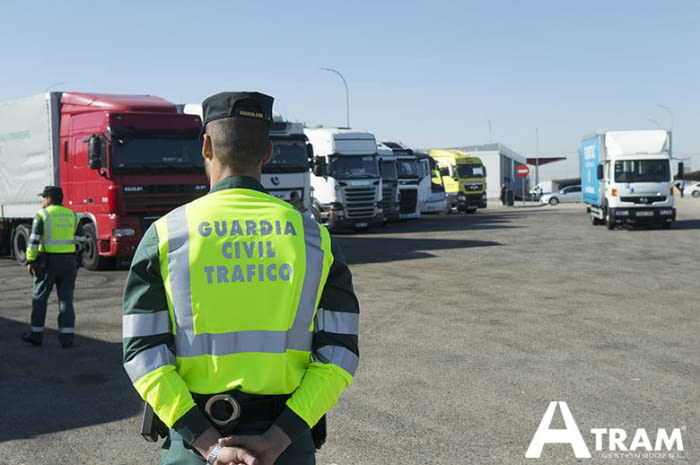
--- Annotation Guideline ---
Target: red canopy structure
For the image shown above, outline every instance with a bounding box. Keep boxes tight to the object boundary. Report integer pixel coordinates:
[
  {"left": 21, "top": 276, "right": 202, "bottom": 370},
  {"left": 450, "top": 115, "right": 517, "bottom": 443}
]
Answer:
[{"left": 526, "top": 157, "right": 566, "bottom": 165}]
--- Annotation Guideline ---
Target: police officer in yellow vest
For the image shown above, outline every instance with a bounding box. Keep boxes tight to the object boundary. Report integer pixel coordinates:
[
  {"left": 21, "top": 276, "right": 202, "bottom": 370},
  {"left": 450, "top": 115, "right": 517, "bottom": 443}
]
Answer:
[
  {"left": 122, "top": 92, "right": 360, "bottom": 465},
  {"left": 22, "top": 186, "right": 85, "bottom": 348}
]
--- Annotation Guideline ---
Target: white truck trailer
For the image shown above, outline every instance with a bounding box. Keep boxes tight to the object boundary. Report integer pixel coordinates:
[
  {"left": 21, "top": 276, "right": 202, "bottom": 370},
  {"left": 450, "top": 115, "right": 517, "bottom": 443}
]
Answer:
[
  {"left": 581, "top": 129, "right": 682, "bottom": 229},
  {"left": 304, "top": 128, "right": 382, "bottom": 231}
]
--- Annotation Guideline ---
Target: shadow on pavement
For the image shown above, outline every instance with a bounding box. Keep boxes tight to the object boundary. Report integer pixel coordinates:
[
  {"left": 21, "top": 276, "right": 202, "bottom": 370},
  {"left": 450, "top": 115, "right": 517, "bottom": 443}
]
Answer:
[
  {"left": 671, "top": 219, "right": 700, "bottom": 230},
  {"left": 333, "top": 212, "right": 528, "bottom": 237},
  {"left": 334, "top": 236, "right": 501, "bottom": 265},
  {"left": 0, "top": 317, "right": 141, "bottom": 442}
]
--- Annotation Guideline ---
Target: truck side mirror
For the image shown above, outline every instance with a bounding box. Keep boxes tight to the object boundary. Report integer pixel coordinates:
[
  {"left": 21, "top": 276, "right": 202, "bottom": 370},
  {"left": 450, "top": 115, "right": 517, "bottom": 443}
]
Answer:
[
  {"left": 439, "top": 167, "right": 449, "bottom": 177},
  {"left": 88, "top": 136, "right": 104, "bottom": 170},
  {"left": 306, "top": 143, "right": 314, "bottom": 168},
  {"left": 677, "top": 162, "right": 684, "bottom": 180},
  {"left": 596, "top": 164, "right": 604, "bottom": 180},
  {"left": 313, "top": 157, "right": 327, "bottom": 177}
]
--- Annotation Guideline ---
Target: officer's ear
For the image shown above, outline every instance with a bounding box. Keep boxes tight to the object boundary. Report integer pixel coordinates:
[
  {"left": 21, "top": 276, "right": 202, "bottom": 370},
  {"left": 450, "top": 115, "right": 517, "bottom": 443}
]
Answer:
[
  {"left": 202, "top": 134, "right": 214, "bottom": 162},
  {"left": 261, "top": 141, "right": 273, "bottom": 165}
]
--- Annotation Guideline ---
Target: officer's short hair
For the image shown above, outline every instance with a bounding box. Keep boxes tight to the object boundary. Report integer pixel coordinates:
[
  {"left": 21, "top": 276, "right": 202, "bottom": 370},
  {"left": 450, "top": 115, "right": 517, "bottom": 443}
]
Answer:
[
  {"left": 206, "top": 117, "right": 270, "bottom": 172},
  {"left": 50, "top": 191, "right": 64, "bottom": 205}
]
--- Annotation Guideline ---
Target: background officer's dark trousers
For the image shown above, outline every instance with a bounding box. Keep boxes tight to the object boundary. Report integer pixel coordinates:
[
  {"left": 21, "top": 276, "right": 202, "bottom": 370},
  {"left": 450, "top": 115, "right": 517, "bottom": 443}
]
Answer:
[
  {"left": 160, "top": 421, "right": 316, "bottom": 465},
  {"left": 31, "top": 254, "right": 77, "bottom": 344}
]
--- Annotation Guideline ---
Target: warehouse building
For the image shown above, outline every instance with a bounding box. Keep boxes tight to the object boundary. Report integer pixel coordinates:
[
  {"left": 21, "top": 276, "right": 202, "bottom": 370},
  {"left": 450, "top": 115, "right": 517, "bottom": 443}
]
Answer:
[{"left": 453, "top": 143, "right": 529, "bottom": 199}]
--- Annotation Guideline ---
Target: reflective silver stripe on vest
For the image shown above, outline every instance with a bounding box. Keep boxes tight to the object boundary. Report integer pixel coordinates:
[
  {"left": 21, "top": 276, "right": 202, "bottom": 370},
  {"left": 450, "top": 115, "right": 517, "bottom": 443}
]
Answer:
[
  {"left": 45, "top": 239, "right": 75, "bottom": 246},
  {"left": 29, "top": 234, "right": 41, "bottom": 242},
  {"left": 287, "top": 214, "right": 323, "bottom": 351},
  {"left": 123, "top": 311, "right": 171, "bottom": 338},
  {"left": 313, "top": 345, "right": 359, "bottom": 376},
  {"left": 42, "top": 208, "right": 51, "bottom": 241},
  {"left": 124, "top": 344, "right": 176, "bottom": 383},
  {"left": 166, "top": 205, "right": 325, "bottom": 358},
  {"left": 315, "top": 308, "right": 359, "bottom": 335}
]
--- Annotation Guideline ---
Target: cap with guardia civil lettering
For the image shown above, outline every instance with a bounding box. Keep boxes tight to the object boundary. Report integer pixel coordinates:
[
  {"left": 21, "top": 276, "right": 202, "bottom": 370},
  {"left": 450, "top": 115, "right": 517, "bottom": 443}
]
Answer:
[{"left": 200, "top": 91, "right": 274, "bottom": 140}]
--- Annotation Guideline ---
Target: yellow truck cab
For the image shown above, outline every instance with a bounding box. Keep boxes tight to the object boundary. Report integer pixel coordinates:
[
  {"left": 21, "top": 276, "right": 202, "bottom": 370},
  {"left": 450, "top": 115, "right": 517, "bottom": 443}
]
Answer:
[{"left": 429, "top": 149, "right": 487, "bottom": 213}]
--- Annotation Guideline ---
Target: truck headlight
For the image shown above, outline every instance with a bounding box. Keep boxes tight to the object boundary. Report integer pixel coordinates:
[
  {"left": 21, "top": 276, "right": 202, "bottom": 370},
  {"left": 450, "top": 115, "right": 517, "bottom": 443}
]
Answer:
[
  {"left": 457, "top": 194, "right": 466, "bottom": 200},
  {"left": 113, "top": 228, "right": 136, "bottom": 237}
]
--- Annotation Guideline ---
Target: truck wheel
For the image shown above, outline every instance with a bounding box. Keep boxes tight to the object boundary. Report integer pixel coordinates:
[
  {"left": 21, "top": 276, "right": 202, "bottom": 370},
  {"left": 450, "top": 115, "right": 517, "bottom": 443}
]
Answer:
[
  {"left": 549, "top": 197, "right": 559, "bottom": 206},
  {"left": 12, "top": 224, "right": 31, "bottom": 266},
  {"left": 606, "top": 212, "right": 615, "bottom": 230},
  {"left": 591, "top": 215, "right": 602, "bottom": 226},
  {"left": 662, "top": 222, "right": 672, "bottom": 229},
  {"left": 692, "top": 191, "right": 700, "bottom": 198},
  {"left": 82, "top": 223, "right": 112, "bottom": 271},
  {"left": 466, "top": 208, "right": 477, "bottom": 214}
]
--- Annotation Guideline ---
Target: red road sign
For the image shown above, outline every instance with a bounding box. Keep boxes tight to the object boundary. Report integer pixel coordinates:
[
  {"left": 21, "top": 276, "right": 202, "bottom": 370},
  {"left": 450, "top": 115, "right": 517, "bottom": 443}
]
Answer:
[{"left": 516, "top": 164, "right": 530, "bottom": 177}]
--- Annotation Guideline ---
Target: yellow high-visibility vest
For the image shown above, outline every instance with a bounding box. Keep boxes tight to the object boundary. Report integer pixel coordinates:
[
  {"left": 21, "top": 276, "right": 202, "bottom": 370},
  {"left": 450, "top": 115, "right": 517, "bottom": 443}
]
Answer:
[
  {"left": 130, "top": 188, "right": 335, "bottom": 426},
  {"left": 26, "top": 205, "right": 77, "bottom": 261}
]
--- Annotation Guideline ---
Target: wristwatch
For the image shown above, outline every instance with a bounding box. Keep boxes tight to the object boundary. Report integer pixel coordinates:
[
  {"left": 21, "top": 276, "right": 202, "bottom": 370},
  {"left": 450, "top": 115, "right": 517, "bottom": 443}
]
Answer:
[{"left": 206, "top": 444, "right": 222, "bottom": 464}]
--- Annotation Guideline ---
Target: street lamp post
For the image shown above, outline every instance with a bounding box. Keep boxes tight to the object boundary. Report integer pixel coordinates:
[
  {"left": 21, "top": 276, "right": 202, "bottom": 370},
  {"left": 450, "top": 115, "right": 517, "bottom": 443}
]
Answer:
[{"left": 321, "top": 67, "right": 350, "bottom": 128}]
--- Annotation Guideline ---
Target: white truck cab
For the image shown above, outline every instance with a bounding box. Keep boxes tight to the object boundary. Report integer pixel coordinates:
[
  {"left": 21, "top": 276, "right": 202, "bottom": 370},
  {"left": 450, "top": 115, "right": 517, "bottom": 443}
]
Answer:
[
  {"left": 376, "top": 142, "right": 400, "bottom": 222},
  {"left": 383, "top": 141, "right": 422, "bottom": 219},
  {"left": 304, "top": 128, "right": 382, "bottom": 231},
  {"left": 581, "top": 130, "right": 682, "bottom": 229}
]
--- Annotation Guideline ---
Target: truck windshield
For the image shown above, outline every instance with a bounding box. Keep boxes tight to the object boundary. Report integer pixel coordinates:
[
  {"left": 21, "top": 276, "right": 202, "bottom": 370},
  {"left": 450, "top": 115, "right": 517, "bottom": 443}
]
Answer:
[
  {"left": 614, "top": 160, "right": 670, "bottom": 183},
  {"left": 265, "top": 140, "right": 309, "bottom": 173},
  {"left": 379, "top": 160, "right": 397, "bottom": 180},
  {"left": 396, "top": 159, "right": 421, "bottom": 178},
  {"left": 111, "top": 137, "right": 202, "bottom": 172},
  {"left": 456, "top": 164, "right": 485, "bottom": 178},
  {"left": 329, "top": 155, "right": 379, "bottom": 178}
]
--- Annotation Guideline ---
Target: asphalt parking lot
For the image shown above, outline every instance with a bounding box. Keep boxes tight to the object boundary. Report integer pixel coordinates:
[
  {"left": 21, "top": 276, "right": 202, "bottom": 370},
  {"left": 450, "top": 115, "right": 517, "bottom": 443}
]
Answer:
[{"left": 1, "top": 198, "right": 698, "bottom": 465}]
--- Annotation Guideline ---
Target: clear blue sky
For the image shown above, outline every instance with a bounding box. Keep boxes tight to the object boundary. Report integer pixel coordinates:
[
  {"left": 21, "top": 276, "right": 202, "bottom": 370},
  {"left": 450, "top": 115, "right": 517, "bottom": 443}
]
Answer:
[{"left": 2, "top": 1, "right": 698, "bottom": 176}]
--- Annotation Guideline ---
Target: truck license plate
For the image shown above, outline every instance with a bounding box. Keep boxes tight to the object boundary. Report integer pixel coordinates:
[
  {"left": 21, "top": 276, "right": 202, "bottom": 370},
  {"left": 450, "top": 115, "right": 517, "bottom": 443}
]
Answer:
[
  {"left": 636, "top": 211, "right": 653, "bottom": 217},
  {"left": 355, "top": 222, "right": 368, "bottom": 228}
]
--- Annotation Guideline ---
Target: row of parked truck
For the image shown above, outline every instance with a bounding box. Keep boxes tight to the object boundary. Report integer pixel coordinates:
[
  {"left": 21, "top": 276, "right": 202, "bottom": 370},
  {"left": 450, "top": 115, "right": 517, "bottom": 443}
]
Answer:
[{"left": 0, "top": 91, "right": 489, "bottom": 269}]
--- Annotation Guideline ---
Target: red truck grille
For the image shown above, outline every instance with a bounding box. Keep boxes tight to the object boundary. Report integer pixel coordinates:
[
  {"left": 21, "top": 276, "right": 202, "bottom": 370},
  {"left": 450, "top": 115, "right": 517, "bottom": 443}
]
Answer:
[{"left": 122, "top": 184, "right": 208, "bottom": 216}]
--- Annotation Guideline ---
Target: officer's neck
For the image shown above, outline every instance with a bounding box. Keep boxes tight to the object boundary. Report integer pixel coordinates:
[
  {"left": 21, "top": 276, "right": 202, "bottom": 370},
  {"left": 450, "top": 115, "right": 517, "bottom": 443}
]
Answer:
[{"left": 208, "top": 164, "right": 261, "bottom": 188}]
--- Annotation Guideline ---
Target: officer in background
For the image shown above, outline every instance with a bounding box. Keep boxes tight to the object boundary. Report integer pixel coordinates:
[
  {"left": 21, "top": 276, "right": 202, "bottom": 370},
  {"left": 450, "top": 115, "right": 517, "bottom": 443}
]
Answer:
[
  {"left": 22, "top": 186, "right": 85, "bottom": 348},
  {"left": 122, "top": 92, "right": 360, "bottom": 465}
]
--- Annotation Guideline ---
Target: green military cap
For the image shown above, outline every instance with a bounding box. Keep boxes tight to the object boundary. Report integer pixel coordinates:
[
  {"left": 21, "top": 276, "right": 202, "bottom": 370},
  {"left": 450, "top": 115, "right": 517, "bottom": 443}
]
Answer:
[{"left": 200, "top": 91, "right": 274, "bottom": 139}]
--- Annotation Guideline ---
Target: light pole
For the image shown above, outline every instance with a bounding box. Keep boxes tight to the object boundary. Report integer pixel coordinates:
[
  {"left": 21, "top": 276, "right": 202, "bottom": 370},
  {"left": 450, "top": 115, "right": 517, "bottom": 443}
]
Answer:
[
  {"left": 321, "top": 67, "right": 350, "bottom": 128},
  {"left": 657, "top": 104, "right": 673, "bottom": 157},
  {"left": 488, "top": 120, "right": 492, "bottom": 144},
  {"left": 648, "top": 117, "right": 661, "bottom": 128}
]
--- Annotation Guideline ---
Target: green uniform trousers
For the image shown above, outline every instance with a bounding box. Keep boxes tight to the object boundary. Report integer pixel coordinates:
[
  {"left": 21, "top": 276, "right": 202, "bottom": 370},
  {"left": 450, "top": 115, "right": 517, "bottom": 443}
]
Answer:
[
  {"left": 31, "top": 254, "right": 77, "bottom": 340},
  {"left": 161, "top": 421, "right": 316, "bottom": 465}
]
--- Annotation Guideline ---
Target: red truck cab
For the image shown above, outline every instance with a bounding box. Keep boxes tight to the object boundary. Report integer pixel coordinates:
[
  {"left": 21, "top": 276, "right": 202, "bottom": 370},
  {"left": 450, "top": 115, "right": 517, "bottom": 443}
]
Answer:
[{"left": 58, "top": 92, "right": 207, "bottom": 269}]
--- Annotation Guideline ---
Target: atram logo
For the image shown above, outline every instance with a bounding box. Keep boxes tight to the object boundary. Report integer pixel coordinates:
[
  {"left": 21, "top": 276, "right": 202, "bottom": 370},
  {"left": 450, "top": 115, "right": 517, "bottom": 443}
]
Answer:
[{"left": 525, "top": 402, "right": 684, "bottom": 459}]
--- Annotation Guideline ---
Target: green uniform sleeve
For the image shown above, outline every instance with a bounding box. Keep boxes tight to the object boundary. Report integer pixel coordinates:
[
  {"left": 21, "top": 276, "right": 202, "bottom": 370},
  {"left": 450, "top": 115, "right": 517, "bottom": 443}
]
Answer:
[
  {"left": 26, "top": 213, "right": 43, "bottom": 263},
  {"left": 275, "top": 238, "right": 360, "bottom": 441},
  {"left": 122, "top": 225, "right": 211, "bottom": 445}
]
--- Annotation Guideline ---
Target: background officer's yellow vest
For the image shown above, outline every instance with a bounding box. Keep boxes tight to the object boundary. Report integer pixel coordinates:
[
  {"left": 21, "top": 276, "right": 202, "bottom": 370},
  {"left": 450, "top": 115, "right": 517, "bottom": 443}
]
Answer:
[
  {"left": 31, "top": 206, "right": 78, "bottom": 259},
  {"left": 153, "top": 188, "right": 333, "bottom": 396}
]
